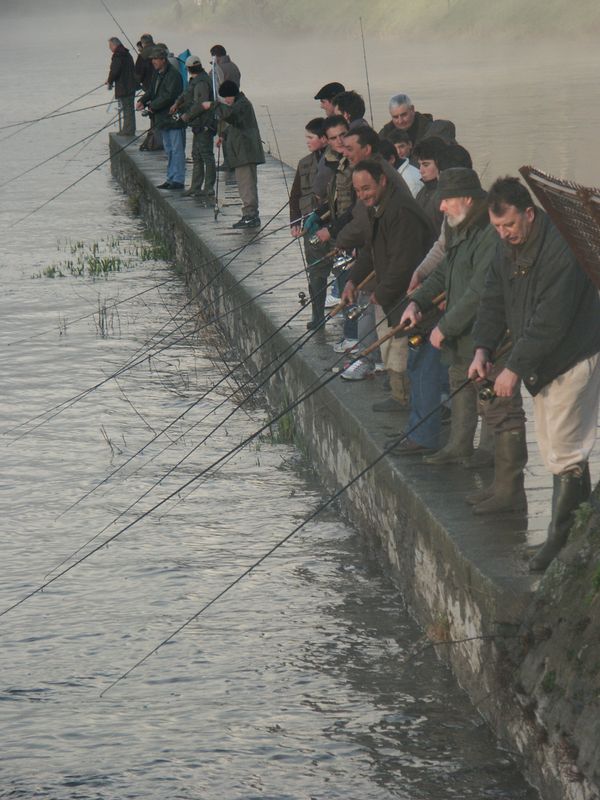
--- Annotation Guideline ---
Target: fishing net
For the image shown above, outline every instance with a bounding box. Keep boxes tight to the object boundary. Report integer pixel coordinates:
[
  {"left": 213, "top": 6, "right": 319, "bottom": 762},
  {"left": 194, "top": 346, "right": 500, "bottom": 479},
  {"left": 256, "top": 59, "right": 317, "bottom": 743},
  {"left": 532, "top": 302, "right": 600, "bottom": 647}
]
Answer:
[{"left": 520, "top": 165, "right": 600, "bottom": 289}]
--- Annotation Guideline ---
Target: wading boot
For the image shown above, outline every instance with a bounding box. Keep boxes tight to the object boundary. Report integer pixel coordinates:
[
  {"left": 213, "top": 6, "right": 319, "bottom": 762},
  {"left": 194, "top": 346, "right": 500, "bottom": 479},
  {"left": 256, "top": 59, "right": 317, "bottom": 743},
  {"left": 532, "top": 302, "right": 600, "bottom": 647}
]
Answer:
[
  {"left": 372, "top": 370, "right": 409, "bottom": 412},
  {"left": 470, "top": 428, "right": 528, "bottom": 514},
  {"left": 423, "top": 383, "right": 477, "bottom": 465},
  {"left": 529, "top": 465, "right": 590, "bottom": 572}
]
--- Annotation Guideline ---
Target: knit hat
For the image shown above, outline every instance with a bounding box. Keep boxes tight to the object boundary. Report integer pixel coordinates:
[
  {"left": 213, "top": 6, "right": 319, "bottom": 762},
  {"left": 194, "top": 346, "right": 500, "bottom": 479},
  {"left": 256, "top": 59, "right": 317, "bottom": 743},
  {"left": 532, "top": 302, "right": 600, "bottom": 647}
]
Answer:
[
  {"left": 219, "top": 80, "right": 240, "bottom": 98},
  {"left": 151, "top": 46, "right": 168, "bottom": 59},
  {"left": 314, "top": 82, "right": 345, "bottom": 101},
  {"left": 435, "top": 168, "right": 486, "bottom": 201}
]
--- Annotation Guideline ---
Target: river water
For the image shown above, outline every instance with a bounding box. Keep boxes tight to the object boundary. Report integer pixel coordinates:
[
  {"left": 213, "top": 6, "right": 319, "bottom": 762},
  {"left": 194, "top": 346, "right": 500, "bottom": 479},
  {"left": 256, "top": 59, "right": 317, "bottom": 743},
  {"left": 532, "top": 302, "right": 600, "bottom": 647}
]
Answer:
[{"left": 4, "top": 5, "right": 593, "bottom": 798}]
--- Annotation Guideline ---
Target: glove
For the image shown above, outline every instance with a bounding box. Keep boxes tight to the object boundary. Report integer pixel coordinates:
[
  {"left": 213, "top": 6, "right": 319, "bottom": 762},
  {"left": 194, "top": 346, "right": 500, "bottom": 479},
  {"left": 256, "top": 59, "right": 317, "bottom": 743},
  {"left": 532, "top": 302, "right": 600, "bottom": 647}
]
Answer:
[{"left": 303, "top": 211, "right": 321, "bottom": 237}]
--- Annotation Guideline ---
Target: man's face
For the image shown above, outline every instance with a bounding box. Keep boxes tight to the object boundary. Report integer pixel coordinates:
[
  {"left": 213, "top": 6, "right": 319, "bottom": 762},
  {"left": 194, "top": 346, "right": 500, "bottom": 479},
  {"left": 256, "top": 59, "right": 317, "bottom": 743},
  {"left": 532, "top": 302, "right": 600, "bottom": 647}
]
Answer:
[
  {"left": 418, "top": 158, "right": 439, "bottom": 183},
  {"left": 394, "top": 141, "right": 412, "bottom": 160},
  {"left": 390, "top": 103, "right": 416, "bottom": 130},
  {"left": 326, "top": 124, "right": 348, "bottom": 155},
  {"left": 152, "top": 57, "right": 167, "bottom": 72},
  {"left": 305, "top": 131, "right": 327, "bottom": 153},
  {"left": 440, "top": 196, "right": 472, "bottom": 227},
  {"left": 353, "top": 170, "right": 387, "bottom": 208},
  {"left": 320, "top": 98, "right": 335, "bottom": 117},
  {"left": 489, "top": 204, "right": 535, "bottom": 245},
  {"left": 109, "top": 41, "right": 117, "bottom": 53},
  {"left": 343, "top": 134, "right": 371, "bottom": 166},
  {"left": 222, "top": 95, "right": 236, "bottom": 106}
]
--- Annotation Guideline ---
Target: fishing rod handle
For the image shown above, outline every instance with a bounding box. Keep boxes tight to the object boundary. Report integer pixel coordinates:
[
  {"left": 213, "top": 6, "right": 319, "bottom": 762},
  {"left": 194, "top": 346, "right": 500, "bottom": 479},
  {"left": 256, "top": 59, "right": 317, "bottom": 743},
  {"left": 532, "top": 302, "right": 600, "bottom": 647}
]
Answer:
[{"left": 328, "top": 270, "right": 376, "bottom": 318}]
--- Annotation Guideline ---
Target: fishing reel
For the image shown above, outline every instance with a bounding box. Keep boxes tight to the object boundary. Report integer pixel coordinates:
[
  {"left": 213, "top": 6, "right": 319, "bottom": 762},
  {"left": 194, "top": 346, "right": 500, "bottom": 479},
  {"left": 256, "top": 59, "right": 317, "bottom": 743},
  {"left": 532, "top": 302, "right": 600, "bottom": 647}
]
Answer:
[
  {"left": 347, "top": 303, "right": 369, "bottom": 321},
  {"left": 408, "top": 333, "right": 425, "bottom": 350},
  {"left": 298, "top": 291, "right": 307, "bottom": 307},
  {"left": 140, "top": 109, "right": 150, "bottom": 117},
  {"left": 308, "top": 234, "right": 321, "bottom": 246},
  {"left": 171, "top": 111, "right": 183, "bottom": 122},
  {"left": 478, "top": 380, "right": 497, "bottom": 402},
  {"left": 331, "top": 251, "right": 354, "bottom": 276}
]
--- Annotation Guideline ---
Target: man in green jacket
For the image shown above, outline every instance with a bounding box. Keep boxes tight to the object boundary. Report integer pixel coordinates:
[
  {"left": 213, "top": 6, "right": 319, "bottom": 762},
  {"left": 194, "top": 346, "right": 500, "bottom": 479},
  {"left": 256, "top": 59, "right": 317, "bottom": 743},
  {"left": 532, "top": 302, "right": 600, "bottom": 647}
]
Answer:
[
  {"left": 204, "top": 80, "right": 265, "bottom": 228},
  {"left": 469, "top": 177, "right": 600, "bottom": 569},
  {"left": 402, "top": 169, "right": 527, "bottom": 499},
  {"left": 170, "top": 55, "right": 216, "bottom": 199},
  {"left": 137, "top": 48, "right": 186, "bottom": 189}
]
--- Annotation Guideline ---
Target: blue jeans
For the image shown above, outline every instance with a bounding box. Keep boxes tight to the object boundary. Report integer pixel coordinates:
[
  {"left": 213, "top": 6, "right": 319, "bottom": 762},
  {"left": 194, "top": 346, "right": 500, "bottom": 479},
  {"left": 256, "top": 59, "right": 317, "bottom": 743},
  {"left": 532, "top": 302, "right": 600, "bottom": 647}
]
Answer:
[
  {"left": 162, "top": 128, "right": 186, "bottom": 184},
  {"left": 406, "top": 340, "right": 444, "bottom": 449}
]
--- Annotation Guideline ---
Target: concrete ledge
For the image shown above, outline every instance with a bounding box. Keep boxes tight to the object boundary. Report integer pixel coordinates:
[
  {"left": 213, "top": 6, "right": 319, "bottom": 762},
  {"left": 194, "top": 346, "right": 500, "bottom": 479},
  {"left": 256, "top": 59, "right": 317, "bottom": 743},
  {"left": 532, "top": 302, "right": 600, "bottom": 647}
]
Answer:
[{"left": 110, "top": 133, "right": 590, "bottom": 799}]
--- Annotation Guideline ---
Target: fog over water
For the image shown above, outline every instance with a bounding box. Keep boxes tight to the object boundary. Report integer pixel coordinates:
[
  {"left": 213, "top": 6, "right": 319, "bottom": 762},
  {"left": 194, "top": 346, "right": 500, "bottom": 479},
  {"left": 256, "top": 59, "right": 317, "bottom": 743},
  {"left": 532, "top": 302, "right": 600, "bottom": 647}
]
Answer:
[{"left": 2, "top": 3, "right": 593, "bottom": 798}]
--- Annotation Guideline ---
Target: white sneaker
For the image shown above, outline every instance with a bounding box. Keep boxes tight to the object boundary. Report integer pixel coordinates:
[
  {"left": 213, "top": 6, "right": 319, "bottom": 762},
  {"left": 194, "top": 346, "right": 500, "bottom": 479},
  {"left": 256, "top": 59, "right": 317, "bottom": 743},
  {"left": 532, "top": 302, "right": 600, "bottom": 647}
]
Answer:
[
  {"left": 324, "top": 293, "right": 338, "bottom": 308},
  {"left": 333, "top": 337, "right": 359, "bottom": 354},
  {"left": 374, "top": 362, "right": 386, "bottom": 373},
  {"left": 340, "top": 358, "right": 374, "bottom": 381}
]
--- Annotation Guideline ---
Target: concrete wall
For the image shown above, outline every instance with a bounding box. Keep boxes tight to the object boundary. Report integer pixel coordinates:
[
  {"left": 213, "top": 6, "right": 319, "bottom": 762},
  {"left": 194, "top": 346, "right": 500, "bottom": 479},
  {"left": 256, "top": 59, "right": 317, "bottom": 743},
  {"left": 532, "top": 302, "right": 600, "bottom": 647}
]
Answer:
[{"left": 110, "top": 134, "right": 597, "bottom": 800}]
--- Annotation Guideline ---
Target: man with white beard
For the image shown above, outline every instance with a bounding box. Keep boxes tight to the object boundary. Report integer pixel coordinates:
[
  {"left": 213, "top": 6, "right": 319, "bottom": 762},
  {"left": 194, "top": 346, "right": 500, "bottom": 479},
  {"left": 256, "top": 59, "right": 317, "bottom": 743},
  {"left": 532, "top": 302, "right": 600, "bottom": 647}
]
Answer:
[{"left": 400, "top": 168, "right": 527, "bottom": 482}]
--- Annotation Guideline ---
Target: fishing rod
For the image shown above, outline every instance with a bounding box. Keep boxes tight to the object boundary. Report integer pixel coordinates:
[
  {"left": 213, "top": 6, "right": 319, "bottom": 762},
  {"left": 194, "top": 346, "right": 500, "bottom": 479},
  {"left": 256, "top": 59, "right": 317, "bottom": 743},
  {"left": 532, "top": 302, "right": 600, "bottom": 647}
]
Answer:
[
  {"left": 210, "top": 57, "right": 222, "bottom": 222},
  {"left": 3, "top": 201, "right": 292, "bottom": 435},
  {"left": 99, "top": 0, "right": 139, "bottom": 53},
  {"left": 0, "top": 83, "right": 106, "bottom": 143},
  {"left": 99, "top": 372, "right": 474, "bottom": 696},
  {"left": 0, "top": 285, "right": 411, "bottom": 621},
  {"left": 262, "top": 104, "right": 309, "bottom": 274},
  {"left": 44, "top": 269, "right": 344, "bottom": 578},
  {"left": 56, "top": 249, "right": 331, "bottom": 517},
  {"left": 0, "top": 115, "right": 120, "bottom": 191},
  {"left": 10, "top": 130, "right": 147, "bottom": 228},
  {"left": 359, "top": 17, "right": 375, "bottom": 128},
  {"left": 0, "top": 101, "right": 117, "bottom": 132}
]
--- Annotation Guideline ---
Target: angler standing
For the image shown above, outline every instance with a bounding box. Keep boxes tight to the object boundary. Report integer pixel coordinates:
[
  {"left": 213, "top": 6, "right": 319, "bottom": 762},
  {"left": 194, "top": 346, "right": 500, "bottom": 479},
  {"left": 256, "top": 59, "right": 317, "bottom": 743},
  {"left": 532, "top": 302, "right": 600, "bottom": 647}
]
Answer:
[
  {"left": 170, "top": 55, "right": 216, "bottom": 200},
  {"left": 402, "top": 168, "right": 527, "bottom": 472},
  {"left": 137, "top": 48, "right": 186, "bottom": 189},
  {"left": 203, "top": 81, "right": 265, "bottom": 228},
  {"left": 469, "top": 177, "right": 600, "bottom": 569},
  {"left": 106, "top": 37, "right": 137, "bottom": 136}
]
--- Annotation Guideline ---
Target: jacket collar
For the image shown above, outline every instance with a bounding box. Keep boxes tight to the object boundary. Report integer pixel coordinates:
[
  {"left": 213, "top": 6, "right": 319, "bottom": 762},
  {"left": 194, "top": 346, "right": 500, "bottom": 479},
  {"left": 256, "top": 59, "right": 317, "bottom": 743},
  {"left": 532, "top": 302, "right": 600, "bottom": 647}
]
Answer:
[{"left": 505, "top": 209, "right": 546, "bottom": 273}]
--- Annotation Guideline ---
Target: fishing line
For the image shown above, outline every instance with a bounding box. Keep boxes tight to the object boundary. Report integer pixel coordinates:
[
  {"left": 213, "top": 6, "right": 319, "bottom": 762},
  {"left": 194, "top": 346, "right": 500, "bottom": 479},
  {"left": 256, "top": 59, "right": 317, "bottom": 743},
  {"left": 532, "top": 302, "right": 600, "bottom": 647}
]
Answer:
[
  {"left": 0, "top": 83, "right": 106, "bottom": 143},
  {"left": 99, "top": 0, "right": 139, "bottom": 53},
  {"left": 9, "top": 130, "right": 150, "bottom": 228},
  {"left": 14, "top": 285, "right": 389, "bottom": 605},
  {"left": 0, "top": 101, "right": 117, "bottom": 132},
  {"left": 3, "top": 203, "right": 292, "bottom": 435},
  {"left": 359, "top": 17, "right": 375, "bottom": 128},
  {"left": 99, "top": 377, "right": 471, "bottom": 695}
]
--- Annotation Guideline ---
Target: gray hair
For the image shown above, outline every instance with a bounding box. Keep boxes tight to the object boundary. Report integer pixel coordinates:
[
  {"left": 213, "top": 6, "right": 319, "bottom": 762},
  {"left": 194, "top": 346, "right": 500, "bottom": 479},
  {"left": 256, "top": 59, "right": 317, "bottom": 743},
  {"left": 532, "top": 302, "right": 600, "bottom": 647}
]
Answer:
[
  {"left": 109, "top": 37, "right": 122, "bottom": 46},
  {"left": 389, "top": 93, "right": 412, "bottom": 110}
]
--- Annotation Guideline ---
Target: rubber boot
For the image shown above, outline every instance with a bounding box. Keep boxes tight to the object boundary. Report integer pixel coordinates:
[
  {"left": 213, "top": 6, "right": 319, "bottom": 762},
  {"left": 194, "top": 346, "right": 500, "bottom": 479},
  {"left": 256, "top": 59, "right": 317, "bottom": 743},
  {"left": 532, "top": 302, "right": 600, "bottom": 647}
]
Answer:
[
  {"left": 372, "top": 370, "right": 409, "bottom": 412},
  {"left": 462, "top": 417, "right": 495, "bottom": 469},
  {"left": 423, "top": 383, "right": 477, "bottom": 465},
  {"left": 470, "top": 429, "right": 528, "bottom": 514},
  {"left": 529, "top": 466, "right": 589, "bottom": 572},
  {"left": 182, "top": 162, "right": 205, "bottom": 197}
]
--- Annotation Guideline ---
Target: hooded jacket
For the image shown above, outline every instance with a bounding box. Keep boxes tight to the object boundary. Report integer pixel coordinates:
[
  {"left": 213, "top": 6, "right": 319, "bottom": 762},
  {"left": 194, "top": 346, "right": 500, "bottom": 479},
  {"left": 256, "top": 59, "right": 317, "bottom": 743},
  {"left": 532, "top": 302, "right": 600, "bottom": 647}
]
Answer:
[{"left": 473, "top": 209, "right": 600, "bottom": 395}]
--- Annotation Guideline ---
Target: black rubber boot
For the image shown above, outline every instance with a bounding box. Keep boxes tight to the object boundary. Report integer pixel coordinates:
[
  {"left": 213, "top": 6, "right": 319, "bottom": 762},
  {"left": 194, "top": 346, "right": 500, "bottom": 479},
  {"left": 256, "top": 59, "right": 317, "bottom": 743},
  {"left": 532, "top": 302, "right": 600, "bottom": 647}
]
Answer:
[
  {"left": 470, "top": 429, "right": 528, "bottom": 514},
  {"left": 529, "top": 466, "right": 589, "bottom": 572}
]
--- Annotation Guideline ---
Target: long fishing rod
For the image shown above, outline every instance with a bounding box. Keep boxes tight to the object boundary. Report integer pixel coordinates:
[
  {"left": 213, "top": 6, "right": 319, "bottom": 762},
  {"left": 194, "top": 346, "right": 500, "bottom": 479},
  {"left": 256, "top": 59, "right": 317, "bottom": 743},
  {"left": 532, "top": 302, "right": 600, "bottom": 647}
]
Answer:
[
  {"left": 359, "top": 17, "right": 375, "bottom": 128},
  {"left": 3, "top": 202, "right": 292, "bottom": 436},
  {"left": 0, "top": 83, "right": 105, "bottom": 143},
  {"left": 44, "top": 271, "right": 342, "bottom": 578},
  {"left": 99, "top": 372, "right": 473, "bottom": 695},
  {"left": 262, "top": 104, "right": 309, "bottom": 274},
  {"left": 0, "top": 101, "right": 117, "bottom": 132},
  {"left": 210, "top": 57, "right": 222, "bottom": 222},
  {"left": 57, "top": 250, "right": 328, "bottom": 517},
  {"left": 10, "top": 130, "right": 147, "bottom": 228},
  {"left": 99, "top": 0, "right": 138, "bottom": 52},
  {"left": 0, "top": 287, "right": 409, "bottom": 621},
  {"left": 0, "top": 116, "right": 120, "bottom": 191},
  {"left": 4, "top": 236, "right": 297, "bottom": 442}
]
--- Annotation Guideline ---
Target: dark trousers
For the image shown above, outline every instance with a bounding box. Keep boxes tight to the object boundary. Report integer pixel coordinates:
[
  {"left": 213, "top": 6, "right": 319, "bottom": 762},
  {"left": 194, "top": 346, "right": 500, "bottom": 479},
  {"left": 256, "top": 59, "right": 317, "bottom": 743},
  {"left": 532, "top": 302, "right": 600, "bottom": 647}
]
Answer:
[{"left": 304, "top": 237, "right": 332, "bottom": 324}]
